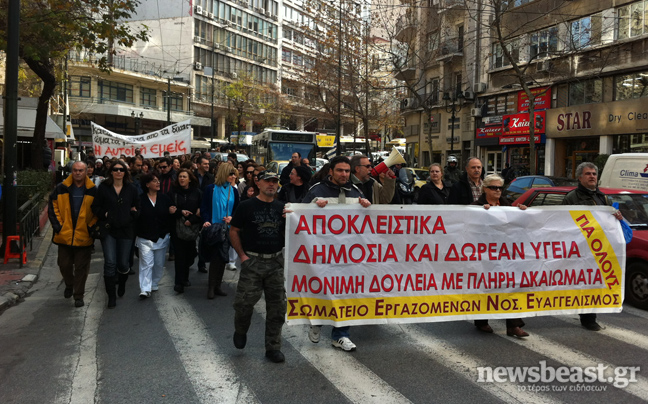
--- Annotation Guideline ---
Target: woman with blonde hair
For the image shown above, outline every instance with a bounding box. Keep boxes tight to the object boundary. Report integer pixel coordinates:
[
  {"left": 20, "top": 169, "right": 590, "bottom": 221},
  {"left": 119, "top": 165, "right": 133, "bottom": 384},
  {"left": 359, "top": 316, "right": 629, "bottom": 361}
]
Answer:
[{"left": 201, "top": 163, "right": 240, "bottom": 298}]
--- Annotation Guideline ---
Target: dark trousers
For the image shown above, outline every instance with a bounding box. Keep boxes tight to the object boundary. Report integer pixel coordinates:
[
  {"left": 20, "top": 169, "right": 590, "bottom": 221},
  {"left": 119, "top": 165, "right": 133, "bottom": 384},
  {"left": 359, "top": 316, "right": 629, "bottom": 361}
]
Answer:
[
  {"left": 233, "top": 255, "right": 286, "bottom": 351},
  {"left": 172, "top": 235, "right": 197, "bottom": 286},
  {"left": 475, "top": 318, "right": 525, "bottom": 328},
  {"left": 580, "top": 313, "right": 597, "bottom": 325},
  {"left": 57, "top": 245, "right": 92, "bottom": 300}
]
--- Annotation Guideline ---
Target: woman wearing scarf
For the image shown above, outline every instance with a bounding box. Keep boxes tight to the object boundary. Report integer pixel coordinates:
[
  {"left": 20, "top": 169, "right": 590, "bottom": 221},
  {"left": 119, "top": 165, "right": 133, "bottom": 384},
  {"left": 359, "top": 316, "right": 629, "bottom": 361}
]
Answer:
[{"left": 201, "top": 163, "right": 240, "bottom": 299}]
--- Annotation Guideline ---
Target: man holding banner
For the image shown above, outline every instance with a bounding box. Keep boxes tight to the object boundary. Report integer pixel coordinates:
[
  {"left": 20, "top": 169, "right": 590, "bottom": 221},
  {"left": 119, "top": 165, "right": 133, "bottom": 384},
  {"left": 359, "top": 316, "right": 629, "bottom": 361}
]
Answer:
[{"left": 302, "top": 155, "right": 371, "bottom": 352}]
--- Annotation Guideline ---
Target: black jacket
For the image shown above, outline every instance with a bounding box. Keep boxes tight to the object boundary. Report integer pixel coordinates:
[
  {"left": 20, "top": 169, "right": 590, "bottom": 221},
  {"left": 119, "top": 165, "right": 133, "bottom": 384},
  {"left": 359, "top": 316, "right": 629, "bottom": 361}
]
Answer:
[
  {"left": 418, "top": 180, "right": 450, "bottom": 205},
  {"left": 168, "top": 186, "right": 203, "bottom": 233},
  {"left": 449, "top": 171, "right": 484, "bottom": 205},
  {"left": 92, "top": 182, "right": 140, "bottom": 239},
  {"left": 278, "top": 182, "right": 309, "bottom": 203},
  {"left": 194, "top": 170, "right": 215, "bottom": 194},
  {"left": 137, "top": 192, "right": 172, "bottom": 242},
  {"left": 562, "top": 183, "right": 610, "bottom": 206},
  {"left": 302, "top": 177, "right": 364, "bottom": 204},
  {"left": 279, "top": 162, "right": 296, "bottom": 186}
]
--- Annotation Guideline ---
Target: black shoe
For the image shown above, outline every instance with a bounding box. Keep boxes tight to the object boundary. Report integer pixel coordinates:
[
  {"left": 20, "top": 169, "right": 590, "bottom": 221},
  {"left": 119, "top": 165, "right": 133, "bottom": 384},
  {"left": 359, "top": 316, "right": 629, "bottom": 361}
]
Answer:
[
  {"left": 265, "top": 350, "right": 285, "bottom": 363},
  {"left": 174, "top": 284, "right": 184, "bottom": 294},
  {"left": 582, "top": 322, "right": 602, "bottom": 331},
  {"left": 64, "top": 287, "right": 73, "bottom": 299},
  {"left": 107, "top": 297, "right": 116, "bottom": 309},
  {"left": 74, "top": 299, "right": 84, "bottom": 308},
  {"left": 128, "top": 268, "right": 136, "bottom": 275},
  {"left": 233, "top": 332, "right": 247, "bottom": 349},
  {"left": 183, "top": 280, "right": 191, "bottom": 287},
  {"left": 198, "top": 266, "right": 208, "bottom": 273},
  {"left": 215, "top": 288, "right": 228, "bottom": 296}
]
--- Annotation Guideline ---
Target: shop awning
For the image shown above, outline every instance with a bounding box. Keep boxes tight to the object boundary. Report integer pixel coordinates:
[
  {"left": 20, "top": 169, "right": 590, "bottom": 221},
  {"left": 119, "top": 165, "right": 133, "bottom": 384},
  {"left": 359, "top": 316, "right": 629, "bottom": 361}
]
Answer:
[{"left": 0, "top": 105, "right": 66, "bottom": 139}]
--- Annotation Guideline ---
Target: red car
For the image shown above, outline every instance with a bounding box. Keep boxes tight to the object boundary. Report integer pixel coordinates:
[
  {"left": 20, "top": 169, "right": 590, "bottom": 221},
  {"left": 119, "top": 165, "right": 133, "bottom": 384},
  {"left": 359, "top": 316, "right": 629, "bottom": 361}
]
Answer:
[{"left": 512, "top": 187, "right": 648, "bottom": 310}]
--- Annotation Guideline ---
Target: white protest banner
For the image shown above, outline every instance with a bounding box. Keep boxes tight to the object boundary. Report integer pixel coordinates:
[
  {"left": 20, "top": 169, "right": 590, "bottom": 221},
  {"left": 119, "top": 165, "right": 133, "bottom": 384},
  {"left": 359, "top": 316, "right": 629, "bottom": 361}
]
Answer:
[
  {"left": 284, "top": 204, "right": 625, "bottom": 326},
  {"left": 91, "top": 120, "right": 191, "bottom": 158}
]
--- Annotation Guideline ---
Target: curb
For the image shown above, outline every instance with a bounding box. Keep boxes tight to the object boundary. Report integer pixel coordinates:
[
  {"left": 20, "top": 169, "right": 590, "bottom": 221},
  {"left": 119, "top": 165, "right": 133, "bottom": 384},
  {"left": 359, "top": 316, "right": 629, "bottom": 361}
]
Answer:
[{"left": 0, "top": 224, "right": 53, "bottom": 313}]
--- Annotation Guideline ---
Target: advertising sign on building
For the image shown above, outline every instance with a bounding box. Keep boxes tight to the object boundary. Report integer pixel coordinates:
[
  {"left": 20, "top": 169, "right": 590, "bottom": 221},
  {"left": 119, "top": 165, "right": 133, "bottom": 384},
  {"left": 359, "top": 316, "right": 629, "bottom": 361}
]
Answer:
[
  {"left": 518, "top": 87, "right": 551, "bottom": 112},
  {"left": 502, "top": 111, "right": 546, "bottom": 136}
]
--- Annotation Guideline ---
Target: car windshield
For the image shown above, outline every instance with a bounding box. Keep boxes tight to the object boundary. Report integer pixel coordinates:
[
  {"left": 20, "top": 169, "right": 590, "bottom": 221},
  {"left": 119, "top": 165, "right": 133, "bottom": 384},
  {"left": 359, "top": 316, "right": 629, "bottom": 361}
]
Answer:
[{"left": 608, "top": 194, "right": 648, "bottom": 228}]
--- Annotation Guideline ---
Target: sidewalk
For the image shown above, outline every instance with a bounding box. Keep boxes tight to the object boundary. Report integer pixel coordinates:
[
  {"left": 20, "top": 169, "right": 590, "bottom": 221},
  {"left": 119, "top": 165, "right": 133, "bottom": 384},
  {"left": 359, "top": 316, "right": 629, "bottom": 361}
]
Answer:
[{"left": 0, "top": 224, "right": 53, "bottom": 314}]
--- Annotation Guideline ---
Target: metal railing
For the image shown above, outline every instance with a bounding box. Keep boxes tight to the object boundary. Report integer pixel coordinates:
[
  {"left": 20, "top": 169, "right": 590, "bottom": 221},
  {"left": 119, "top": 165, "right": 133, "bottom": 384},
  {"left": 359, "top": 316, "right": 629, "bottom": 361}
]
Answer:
[{"left": 17, "top": 193, "right": 45, "bottom": 268}]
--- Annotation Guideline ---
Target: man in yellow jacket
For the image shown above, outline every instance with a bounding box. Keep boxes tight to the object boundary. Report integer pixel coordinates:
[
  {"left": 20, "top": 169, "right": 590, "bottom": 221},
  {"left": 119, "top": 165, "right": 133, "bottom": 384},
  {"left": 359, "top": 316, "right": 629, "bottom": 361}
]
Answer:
[{"left": 48, "top": 161, "right": 98, "bottom": 308}]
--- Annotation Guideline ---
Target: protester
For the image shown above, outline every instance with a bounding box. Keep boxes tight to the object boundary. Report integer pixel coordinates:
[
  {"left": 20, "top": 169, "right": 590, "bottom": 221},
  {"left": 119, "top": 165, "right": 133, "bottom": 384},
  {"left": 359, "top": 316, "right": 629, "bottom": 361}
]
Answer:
[
  {"left": 449, "top": 157, "right": 484, "bottom": 204},
  {"left": 230, "top": 171, "right": 286, "bottom": 363},
  {"left": 201, "top": 163, "right": 240, "bottom": 298},
  {"left": 418, "top": 163, "right": 450, "bottom": 205},
  {"left": 135, "top": 173, "right": 171, "bottom": 298},
  {"left": 562, "top": 162, "right": 624, "bottom": 331},
  {"left": 278, "top": 165, "right": 312, "bottom": 203},
  {"left": 444, "top": 155, "right": 462, "bottom": 186},
  {"left": 350, "top": 155, "right": 395, "bottom": 204},
  {"left": 92, "top": 159, "right": 140, "bottom": 309},
  {"left": 280, "top": 152, "right": 303, "bottom": 186},
  {"left": 168, "top": 169, "right": 203, "bottom": 294},
  {"left": 48, "top": 161, "right": 98, "bottom": 308},
  {"left": 302, "top": 155, "right": 371, "bottom": 352},
  {"left": 194, "top": 156, "right": 215, "bottom": 273},
  {"left": 238, "top": 162, "right": 257, "bottom": 196}
]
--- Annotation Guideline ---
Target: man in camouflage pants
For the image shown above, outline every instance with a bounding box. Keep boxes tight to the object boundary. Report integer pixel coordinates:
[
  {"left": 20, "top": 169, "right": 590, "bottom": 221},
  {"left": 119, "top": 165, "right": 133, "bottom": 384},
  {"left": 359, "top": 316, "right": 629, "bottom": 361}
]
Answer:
[{"left": 229, "top": 171, "right": 287, "bottom": 363}]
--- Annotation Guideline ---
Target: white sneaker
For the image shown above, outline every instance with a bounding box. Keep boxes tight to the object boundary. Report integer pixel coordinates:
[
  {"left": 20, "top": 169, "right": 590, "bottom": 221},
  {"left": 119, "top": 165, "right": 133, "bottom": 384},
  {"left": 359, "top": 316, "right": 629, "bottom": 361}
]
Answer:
[
  {"left": 226, "top": 262, "right": 237, "bottom": 271},
  {"left": 308, "top": 325, "right": 321, "bottom": 343},
  {"left": 332, "top": 337, "right": 356, "bottom": 352}
]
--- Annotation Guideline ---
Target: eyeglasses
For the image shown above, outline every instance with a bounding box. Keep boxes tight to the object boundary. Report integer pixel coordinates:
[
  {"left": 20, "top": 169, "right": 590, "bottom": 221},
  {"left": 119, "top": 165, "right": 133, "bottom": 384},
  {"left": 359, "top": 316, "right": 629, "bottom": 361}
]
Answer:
[
  {"left": 229, "top": 172, "right": 237, "bottom": 176},
  {"left": 361, "top": 164, "right": 372, "bottom": 169},
  {"left": 112, "top": 167, "right": 126, "bottom": 172},
  {"left": 486, "top": 186, "right": 504, "bottom": 191},
  {"left": 158, "top": 165, "right": 168, "bottom": 169},
  {"left": 246, "top": 170, "right": 255, "bottom": 174}
]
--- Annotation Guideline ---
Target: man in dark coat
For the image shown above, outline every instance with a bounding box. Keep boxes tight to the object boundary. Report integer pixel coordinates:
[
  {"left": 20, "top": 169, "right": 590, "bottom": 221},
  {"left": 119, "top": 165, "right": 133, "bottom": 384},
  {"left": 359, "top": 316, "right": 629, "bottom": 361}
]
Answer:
[{"left": 449, "top": 157, "right": 484, "bottom": 205}]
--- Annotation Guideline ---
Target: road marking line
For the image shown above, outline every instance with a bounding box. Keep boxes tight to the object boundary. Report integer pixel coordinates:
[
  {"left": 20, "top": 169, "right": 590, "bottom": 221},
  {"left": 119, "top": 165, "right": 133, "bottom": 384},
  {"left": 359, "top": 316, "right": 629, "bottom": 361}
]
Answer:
[
  {"left": 382, "top": 324, "right": 562, "bottom": 404},
  {"left": 69, "top": 273, "right": 102, "bottom": 404},
  {"left": 254, "top": 302, "right": 412, "bottom": 403},
  {"left": 489, "top": 320, "right": 648, "bottom": 401},
  {"left": 155, "top": 283, "right": 258, "bottom": 404},
  {"left": 554, "top": 316, "right": 648, "bottom": 351},
  {"left": 621, "top": 305, "right": 648, "bottom": 320}
]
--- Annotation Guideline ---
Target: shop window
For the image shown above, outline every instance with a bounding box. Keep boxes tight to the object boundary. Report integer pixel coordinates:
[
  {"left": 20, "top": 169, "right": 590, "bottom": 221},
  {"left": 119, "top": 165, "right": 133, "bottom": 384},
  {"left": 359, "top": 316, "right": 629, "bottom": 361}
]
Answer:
[
  {"left": 615, "top": 71, "right": 648, "bottom": 100},
  {"left": 70, "top": 76, "right": 91, "bottom": 98},
  {"left": 568, "top": 78, "right": 602, "bottom": 106}
]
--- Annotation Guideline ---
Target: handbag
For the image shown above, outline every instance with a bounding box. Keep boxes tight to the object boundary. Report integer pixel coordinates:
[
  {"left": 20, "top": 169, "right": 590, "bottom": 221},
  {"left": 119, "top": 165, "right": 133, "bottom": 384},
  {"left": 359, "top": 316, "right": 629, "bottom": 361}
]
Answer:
[{"left": 174, "top": 194, "right": 201, "bottom": 241}]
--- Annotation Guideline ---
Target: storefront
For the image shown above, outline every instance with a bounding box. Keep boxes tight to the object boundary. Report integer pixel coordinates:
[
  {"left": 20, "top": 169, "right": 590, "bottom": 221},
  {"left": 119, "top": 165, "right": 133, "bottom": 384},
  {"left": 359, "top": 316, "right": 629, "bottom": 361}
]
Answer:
[
  {"left": 476, "top": 88, "right": 550, "bottom": 175},
  {"left": 546, "top": 97, "right": 648, "bottom": 177}
]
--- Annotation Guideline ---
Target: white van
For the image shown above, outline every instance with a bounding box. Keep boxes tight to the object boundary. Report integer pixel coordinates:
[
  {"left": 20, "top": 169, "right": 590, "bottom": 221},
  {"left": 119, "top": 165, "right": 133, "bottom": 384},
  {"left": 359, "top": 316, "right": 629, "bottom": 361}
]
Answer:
[{"left": 599, "top": 153, "right": 648, "bottom": 191}]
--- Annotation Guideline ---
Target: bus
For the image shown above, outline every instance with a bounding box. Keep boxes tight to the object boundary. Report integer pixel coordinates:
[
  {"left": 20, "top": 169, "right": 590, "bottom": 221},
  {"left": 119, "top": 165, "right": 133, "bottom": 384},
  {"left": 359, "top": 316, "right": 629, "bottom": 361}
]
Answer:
[
  {"left": 317, "top": 134, "right": 368, "bottom": 157},
  {"left": 251, "top": 129, "right": 317, "bottom": 168}
]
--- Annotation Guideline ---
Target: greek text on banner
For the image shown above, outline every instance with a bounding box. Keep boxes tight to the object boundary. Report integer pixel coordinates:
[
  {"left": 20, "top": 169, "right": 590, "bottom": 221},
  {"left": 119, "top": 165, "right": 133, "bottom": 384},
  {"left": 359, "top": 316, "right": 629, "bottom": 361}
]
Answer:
[
  {"left": 91, "top": 120, "right": 192, "bottom": 158},
  {"left": 284, "top": 205, "right": 625, "bottom": 326}
]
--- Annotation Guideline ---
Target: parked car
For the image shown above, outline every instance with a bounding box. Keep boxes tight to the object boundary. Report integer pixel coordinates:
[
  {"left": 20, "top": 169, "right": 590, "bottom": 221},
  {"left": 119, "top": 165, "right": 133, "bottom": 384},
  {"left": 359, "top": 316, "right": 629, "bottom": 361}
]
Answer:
[
  {"left": 266, "top": 160, "right": 289, "bottom": 175},
  {"left": 504, "top": 175, "right": 556, "bottom": 202},
  {"left": 512, "top": 186, "right": 648, "bottom": 310},
  {"left": 216, "top": 153, "right": 249, "bottom": 163}
]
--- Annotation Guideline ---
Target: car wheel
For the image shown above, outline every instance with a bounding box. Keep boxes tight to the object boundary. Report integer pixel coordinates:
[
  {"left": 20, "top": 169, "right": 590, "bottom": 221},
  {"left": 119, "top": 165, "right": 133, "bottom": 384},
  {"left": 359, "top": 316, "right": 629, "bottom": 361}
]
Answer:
[{"left": 626, "top": 261, "right": 648, "bottom": 310}]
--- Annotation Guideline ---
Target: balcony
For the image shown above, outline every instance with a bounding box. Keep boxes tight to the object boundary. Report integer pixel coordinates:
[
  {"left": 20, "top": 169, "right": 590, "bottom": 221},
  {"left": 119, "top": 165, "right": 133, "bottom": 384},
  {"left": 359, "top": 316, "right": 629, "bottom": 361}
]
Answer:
[
  {"left": 438, "top": 0, "right": 463, "bottom": 14},
  {"left": 435, "top": 37, "right": 463, "bottom": 61},
  {"left": 393, "top": 56, "right": 416, "bottom": 81},
  {"left": 395, "top": 14, "right": 416, "bottom": 42}
]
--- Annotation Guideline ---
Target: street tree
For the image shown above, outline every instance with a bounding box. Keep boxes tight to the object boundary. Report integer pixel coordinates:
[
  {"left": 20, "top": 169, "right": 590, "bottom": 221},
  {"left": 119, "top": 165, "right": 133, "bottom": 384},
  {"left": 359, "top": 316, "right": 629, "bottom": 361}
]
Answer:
[
  {"left": 0, "top": 0, "right": 148, "bottom": 170},
  {"left": 224, "top": 72, "right": 282, "bottom": 134}
]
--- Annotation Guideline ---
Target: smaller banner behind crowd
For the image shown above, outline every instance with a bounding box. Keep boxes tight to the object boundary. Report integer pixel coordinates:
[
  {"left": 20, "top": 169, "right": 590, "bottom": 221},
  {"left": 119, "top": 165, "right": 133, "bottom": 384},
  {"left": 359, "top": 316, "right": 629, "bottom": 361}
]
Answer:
[
  {"left": 284, "top": 205, "right": 626, "bottom": 327},
  {"left": 91, "top": 120, "right": 192, "bottom": 158}
]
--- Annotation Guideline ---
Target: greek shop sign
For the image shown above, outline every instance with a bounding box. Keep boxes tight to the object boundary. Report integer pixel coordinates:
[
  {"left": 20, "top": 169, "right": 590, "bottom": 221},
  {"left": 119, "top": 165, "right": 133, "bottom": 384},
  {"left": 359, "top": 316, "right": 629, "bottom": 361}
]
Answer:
[
  {"left": 284, "top": 204, "right": 625, "bottom": 326},
  {"left": 91, "top": 120, "right": 191, "bottom": 158},
  {"left": 548, "top": 97, "right": 648, "bottom": 137}
]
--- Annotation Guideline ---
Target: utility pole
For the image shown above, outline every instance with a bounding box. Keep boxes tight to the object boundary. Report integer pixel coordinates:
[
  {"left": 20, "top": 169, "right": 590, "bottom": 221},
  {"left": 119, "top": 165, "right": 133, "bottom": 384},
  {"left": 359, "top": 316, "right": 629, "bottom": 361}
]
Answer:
[
  {"left": 166, "top": 77, "right": 171, "bottom": 126},
  {"left": 335, "top": 0, "right": 343, "bottom": 156},
  {"left": 210, "top": 42, "right": 216, "bottom": 147},
  {"left": 2, "top": 0, "right": 20, "bottom": 255}
]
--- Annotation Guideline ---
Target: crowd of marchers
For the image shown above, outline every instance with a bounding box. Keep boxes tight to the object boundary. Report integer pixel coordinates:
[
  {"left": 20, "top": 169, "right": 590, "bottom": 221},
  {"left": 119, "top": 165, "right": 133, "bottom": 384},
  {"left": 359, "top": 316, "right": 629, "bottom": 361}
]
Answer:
[{"left": 48, "top": 149, "right": 621, "bottom": 364}]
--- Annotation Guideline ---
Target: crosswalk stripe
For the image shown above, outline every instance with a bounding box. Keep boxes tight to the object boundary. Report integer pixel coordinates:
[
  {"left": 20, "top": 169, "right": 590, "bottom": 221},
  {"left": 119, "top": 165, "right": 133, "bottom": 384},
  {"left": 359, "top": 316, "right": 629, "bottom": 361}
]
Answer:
[
  {"left": 493, "top": 320, "right": 648, "bottom": 401},
  {"left": 252, "top": 301, "right": 411, "bottom": 403},
  {"left": 554, "top": 316, "right": 648, "bottom": 352},
  {"left": 155, "top": 281, "right": 259, "bottom": 404},
  {"left": 68, "top": 273, "right": 102, "bottom": 404},
  {"left": 383, "top": 324, "right": 563, "bottom": 404},
  {"left": 621, "top": 305, "right": 648, "bottom": 320}
]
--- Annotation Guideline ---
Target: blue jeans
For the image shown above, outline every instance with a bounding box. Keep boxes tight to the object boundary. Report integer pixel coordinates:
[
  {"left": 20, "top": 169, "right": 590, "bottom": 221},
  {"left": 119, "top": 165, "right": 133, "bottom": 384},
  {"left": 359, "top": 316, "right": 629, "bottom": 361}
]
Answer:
[
  {"left": 332, "top": 326, "right": 350, "bottom": 340},
  {"left": 101, "top": 235, "right": 133, "bottom": 277}
]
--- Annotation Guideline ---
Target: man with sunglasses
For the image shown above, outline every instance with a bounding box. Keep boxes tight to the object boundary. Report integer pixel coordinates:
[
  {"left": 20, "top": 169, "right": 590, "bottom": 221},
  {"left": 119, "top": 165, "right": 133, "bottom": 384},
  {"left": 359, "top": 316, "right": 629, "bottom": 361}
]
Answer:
[
  {"left": 449, "top": 157, "right": 484, "bottom": 205},
  {"left": 157, "top": 157, "right": 177, "bottom": 194},
  {"left": 350, "top": 155, "right": 395, "bottom": 205},
  {"left": 230, "top": 171, "right": 287, "bottom": 363}
]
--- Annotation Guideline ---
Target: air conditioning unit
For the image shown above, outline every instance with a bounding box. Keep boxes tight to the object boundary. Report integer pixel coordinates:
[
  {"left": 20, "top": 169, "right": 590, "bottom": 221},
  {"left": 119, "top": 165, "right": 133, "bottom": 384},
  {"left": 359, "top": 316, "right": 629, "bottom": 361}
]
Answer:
[
  {"left": 194, "top": 62, "right": 203, "bottom": 71},
  {"left": 402, "top": 98, "right": 414, "bottom": 108},
  {"left": 260, "top": 8, "right": 266, "bottom": 14},
  {"left": 195, "top": 5, "right": 203, "bottom": 14},
  {"left": 471, "top": 107, "right": 482, "bottom": 117},
  {"left": 231, "top": 72, "right": 238, "bottom": 79},
  {"left": 209, "top": 13, "right": 214, "bottom": 19},
  {"left": 225, "top": 21, "right": 233, "bottom": 27},
  {"left": 202, "top": 9, "right": 209, "bottom": 16},
  {"left": 225, "top": 46, "right": 232, "bottom": 53},
  {"left": 473, "top": 82, "right": 487, "bottom": 93},
  {"left": 464, "top": 90, "right": 475, "bottom": 100},
  {"left": 214, "top": 43, "right": 221, "bottom": 50},
  {"left": 536, "top": 60, "right": 550, "bottom": 72},
  {"left": 271, "top": 15, "right": 278, "bottom": 21},
  {"left": 194, "top": 36, "right": 203, "bottom": 43}
]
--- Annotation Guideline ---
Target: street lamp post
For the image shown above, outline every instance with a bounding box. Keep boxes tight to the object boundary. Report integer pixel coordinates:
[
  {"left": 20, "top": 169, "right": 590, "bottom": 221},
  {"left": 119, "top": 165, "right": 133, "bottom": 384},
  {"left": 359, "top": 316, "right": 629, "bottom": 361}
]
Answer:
[
  {"left": 442, "top": 89, "right": 465, "bottom": 155},
  {"left": 131, "top": 111, "right": 143, "bottom": 135}
]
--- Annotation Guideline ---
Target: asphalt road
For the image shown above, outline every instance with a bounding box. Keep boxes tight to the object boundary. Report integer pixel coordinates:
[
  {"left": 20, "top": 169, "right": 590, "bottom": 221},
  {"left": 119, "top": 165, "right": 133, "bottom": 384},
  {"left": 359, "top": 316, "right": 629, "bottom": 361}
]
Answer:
[{"left": 1, "top": 245, "right": 648, "bottom": 404}]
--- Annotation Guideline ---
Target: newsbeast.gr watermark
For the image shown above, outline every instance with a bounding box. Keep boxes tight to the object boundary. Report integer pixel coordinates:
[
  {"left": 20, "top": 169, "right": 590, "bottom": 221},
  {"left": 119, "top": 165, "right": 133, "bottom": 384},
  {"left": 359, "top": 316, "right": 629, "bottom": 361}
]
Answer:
[{"left": 477, "top": 361, "right": 640, "bottom": 391}]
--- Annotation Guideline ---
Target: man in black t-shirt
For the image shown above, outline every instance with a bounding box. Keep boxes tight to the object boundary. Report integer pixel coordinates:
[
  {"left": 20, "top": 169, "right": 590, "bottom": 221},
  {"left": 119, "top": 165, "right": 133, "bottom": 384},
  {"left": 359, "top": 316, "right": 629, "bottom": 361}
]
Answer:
[{"left": 229, "top": 171, "right": 287, "bottom": 363}]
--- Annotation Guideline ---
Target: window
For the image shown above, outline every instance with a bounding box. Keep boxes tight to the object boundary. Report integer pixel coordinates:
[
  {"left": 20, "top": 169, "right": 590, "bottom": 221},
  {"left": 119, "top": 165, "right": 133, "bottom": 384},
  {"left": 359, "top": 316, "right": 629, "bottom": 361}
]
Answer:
[
  {"left": 618, "top": 1, "right": 648, "bottom": 40},
  {"left": 140, "top": 88, "right": 157, "bottom": 108},
  {"left": 615, "top": 71, "right": 648, "bottom": 100},
  {"left": 570, "top": 13, "right": 602, "bottom": 49},
  {"left": 529, "top": 26, "right": 558, "bottom": 59},
  {"left": 568, "top": 78, "right": 602, "bottom": 106},
  {"left": 283, "top": 27, "right": 292, "bottom": 40},
  {"left": 282, "top": 49, "right": 292, "bottom": 62},
  {"left": 427, "top": 32, "right": 439, "bottom": 52},
  {"left": 457, "top": 25, "right": 464, "bottom": 52},
  {"left": 486, "top": 93, "right": 516, "bottom": 115},
  {"left": 167, "top": 93, "right": 183, "bottom": 111},
  {"left": 99, "top": 80, "right": 133, "bottom": 103},
  {"left": 427, "top": 78, "right": 439, "bottom": 104},
  {"left": 70, "top": 76, "right": 91, "bottom": 98},
  {"left": 492, "top": 39, "right": 519, "bottom": 68}
]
